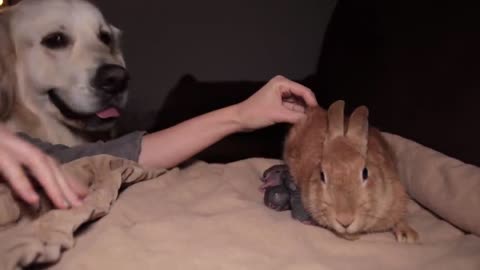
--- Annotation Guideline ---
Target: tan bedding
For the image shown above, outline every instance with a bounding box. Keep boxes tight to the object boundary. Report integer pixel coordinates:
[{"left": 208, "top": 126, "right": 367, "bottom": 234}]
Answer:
[{"left": 1, "top": 132, "right": 480, "bottom": 270}]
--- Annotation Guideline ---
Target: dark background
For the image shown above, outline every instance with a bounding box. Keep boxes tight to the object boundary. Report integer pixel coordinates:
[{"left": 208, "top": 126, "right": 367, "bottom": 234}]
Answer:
[
  {"left": 92, "top": 0, "right": 337, "bottom": 131},
  {"left": 6, "top": 0, "right": 480, "bottom": 166},
  {"left": 150, "top": 0, "right": 480, "bottom": 167},
  {"left": 94, "top": 0, "right": 480, "bottom": 167},
  {"left": 313, "top": 0, "right": 480, "bottom": 167},
  {"left": 152, "top": 0, "right": 480, "bottom": 167}
]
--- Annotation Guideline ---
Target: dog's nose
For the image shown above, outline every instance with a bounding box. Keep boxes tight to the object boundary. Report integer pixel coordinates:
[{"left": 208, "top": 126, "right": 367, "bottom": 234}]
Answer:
[{"left": 93, "top": 64, "right": 129, "bottom": 94}]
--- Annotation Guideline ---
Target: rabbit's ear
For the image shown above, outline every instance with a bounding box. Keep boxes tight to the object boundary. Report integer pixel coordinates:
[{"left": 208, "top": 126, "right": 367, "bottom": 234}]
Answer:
[
  {"left": 326, "top": 100, "right": 345, "bottom": 140},
  {"left": 0, "top": 11, "right": 17, "bottom": 121},
  {"left": 346, "top": 105, "right": 369, "bottom": 154}
]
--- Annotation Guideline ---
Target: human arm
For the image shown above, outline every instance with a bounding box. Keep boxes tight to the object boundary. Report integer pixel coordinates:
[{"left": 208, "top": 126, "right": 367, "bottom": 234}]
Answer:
[
  {"left": 7, "top": 75, "right": 317, "bottom": 208},
  {"left": 139, "top": 75, "right": 317, "bottom": 169}
]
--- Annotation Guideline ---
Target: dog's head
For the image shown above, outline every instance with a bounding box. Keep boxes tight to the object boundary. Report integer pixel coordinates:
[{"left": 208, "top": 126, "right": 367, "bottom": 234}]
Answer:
[{"left": 0, "top": 0, "right": 129, "bottom": 132}]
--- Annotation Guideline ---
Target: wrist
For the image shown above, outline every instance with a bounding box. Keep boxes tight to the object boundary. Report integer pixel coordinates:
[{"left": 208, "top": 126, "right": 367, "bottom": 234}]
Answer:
[
  {"left": 228, "top": 103, "right": 253, "bottom": 133},
  {"left": 224, "top": 103, "right": 245, "bottom": 132}
]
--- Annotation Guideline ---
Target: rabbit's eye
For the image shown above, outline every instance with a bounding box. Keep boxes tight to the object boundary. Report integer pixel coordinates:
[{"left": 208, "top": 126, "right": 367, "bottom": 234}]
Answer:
[
  {"left": 320, "top": 171, "right": 326, "bottom": 183},
  {"left": 362, "top": 167, "right": 369, "bottom": 181}
]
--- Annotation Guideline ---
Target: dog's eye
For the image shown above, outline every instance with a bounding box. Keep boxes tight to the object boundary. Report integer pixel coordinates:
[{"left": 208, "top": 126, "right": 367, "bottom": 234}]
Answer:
[
  {"left": 99, "top": 31, "right": 112, "bottom": 46},
  {"left": 362, "top": 167, "right": 369, "bottom": 181},
  {"left": 42, "top": 32, "right": 70, "bottom": 49}
]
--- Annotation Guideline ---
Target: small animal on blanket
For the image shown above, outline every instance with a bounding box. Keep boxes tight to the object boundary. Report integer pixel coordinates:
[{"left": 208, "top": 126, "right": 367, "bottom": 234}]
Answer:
[
  {"left": 281, "top": 100, "right": 419, "bottom": 243},
  {"left": 260, "top": 164, "right": 315, "bottom": 224}
]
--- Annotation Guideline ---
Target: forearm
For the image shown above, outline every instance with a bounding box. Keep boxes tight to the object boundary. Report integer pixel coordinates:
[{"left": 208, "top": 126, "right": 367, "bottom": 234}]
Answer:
[
  {"left": 17, "top": 104, "right": 243, "bottom": 169},
  {"left": 139, "top": 104, "right": 243, "bottom": 169},
  {"left": 16, "top": 76, "right": 316, "bottom": 170}
]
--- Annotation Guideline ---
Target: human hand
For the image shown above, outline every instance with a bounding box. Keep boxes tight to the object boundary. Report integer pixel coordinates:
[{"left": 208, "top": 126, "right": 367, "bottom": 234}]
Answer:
[
  {"left": 234, "top": 75, "right": 318, "bottom": 131},
  {"left": 0, "top": 125, "right": 87, "bottom": 209}
]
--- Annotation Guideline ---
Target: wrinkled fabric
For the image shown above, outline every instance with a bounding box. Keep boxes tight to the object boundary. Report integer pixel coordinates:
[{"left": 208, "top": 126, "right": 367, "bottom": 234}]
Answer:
[
  {"left": 1, "top": 132, "right": 479, "bottom": 270},
  {"left": 49, "top": 133, "right": 480, "bottom": 270},
  {"left": 0, "top": 155, "right": 165, "bottom": 270},
  {"left": 383, "top": 132, "right": 480, "bottom": 236}
]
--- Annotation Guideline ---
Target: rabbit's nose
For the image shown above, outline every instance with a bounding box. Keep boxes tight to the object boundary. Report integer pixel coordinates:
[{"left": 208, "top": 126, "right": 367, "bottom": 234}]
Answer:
[{"left": 336, "top": 214, "right": 354, "bottom": 228}]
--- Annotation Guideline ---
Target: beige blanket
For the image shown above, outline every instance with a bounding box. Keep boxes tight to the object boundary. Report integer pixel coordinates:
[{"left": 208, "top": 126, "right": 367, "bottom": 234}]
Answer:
[
  {"left": 1, "top": 133, "right": 480, "bottom": 270},
  {"left": 0, "top": 156, "right": 166, "bottom": 270}
]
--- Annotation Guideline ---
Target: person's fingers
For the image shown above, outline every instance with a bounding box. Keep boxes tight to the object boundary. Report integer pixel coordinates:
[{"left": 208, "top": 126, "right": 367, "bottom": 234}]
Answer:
[
  {"left": 0, "top": 126, "right": 80, "bottom": 209},
  {"left": 2, "top": 137, "right": 70, "bottom": 208},
  {"left": 277, "top": 78, "right": 318, "bottom": 107},
  {"left": 281, "top": 111, "right": 305, "bottom": 124},
  {"left": 282, "top": 100, "right": 306, "bottom": 113},
  {"left": 24, "top": 153, "right": 69, "bottom": 209},
  {"left": 47, "top": 157, "right": 83, "bottom": 207},
  {"left": 277, "top": 106, "right": 306, "bottom": 124},
  {"left": 0, "top": 154, "right": 39, "bottom": 206}
]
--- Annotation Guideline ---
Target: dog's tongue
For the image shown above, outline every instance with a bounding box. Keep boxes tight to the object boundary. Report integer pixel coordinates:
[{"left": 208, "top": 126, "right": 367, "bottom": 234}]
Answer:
[{"left": 96, "top": 107, "right": 120, "bottom": 119}]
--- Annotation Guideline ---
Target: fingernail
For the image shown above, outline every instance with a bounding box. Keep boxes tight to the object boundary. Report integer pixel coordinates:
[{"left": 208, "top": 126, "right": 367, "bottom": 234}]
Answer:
[
  {"left": 30, "top": 193, "right": 39, "bottom": 203},
  {"left": 72, "top": 198, "right": 83, "bottom": 208},
  {"left": 63, "top": 199, "right": 71, "bottom": 209}
]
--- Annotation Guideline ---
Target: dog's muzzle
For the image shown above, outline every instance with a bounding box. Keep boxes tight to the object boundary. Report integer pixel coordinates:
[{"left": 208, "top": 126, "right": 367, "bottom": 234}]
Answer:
[
  {"left": 92, "top": 64, "right": 129, "bottom": 95},
  {"left": 47, "top": 64, "right": 129, "bottom": 131}
]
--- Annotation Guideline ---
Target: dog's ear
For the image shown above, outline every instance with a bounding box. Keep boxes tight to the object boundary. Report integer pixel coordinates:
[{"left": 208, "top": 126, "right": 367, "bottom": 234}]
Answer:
[{"left": 0, "top": 10, "right": 17, "bottom": 121}]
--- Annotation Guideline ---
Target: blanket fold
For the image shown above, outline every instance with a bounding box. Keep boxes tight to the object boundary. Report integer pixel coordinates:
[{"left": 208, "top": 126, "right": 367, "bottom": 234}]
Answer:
[
  {"left": 383, "top": 132, "right": 480, "bottom": 236},
  {"left": 0, "top": 132, "right": 479, "bottom": 270},
  {"left": 46, "top": 157, "right": 480, "bottom": 270},
  {"left": 0, "top": 155, "right": 165, "bottom": 270}
]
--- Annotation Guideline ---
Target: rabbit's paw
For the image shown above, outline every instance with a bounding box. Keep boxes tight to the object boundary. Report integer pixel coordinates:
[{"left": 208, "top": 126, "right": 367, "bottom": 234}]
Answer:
[{"left": 392, "top": 221, "right": 419, "bottom": 244}]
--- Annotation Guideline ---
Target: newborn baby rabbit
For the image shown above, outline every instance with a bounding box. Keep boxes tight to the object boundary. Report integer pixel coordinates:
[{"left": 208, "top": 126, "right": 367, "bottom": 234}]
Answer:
[{"left": 283, "top": 100, "right": 418, "bottom": 243}]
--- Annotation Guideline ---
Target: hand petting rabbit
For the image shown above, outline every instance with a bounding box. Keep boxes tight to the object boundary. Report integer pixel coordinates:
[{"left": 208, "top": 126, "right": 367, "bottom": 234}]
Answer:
[{"left": 282, "top": 100, "right": 419, "bottom": 243}]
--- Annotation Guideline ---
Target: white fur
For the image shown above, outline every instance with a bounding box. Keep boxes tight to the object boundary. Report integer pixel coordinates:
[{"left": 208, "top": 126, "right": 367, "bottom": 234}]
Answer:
[{"left": 0, "top": 0, "right": 127, "bottom": 146}]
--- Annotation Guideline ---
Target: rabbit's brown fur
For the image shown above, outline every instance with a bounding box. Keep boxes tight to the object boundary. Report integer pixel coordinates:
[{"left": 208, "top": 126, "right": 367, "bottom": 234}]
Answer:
[{"left": 283, "top": 100, "right": 418, "bottom": 243}]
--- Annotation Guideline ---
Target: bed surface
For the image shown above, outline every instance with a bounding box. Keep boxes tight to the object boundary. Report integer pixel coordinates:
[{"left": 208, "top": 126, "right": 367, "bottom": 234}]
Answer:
[{"left": 1, "top": 132, "right": 479, "bottom": 270}]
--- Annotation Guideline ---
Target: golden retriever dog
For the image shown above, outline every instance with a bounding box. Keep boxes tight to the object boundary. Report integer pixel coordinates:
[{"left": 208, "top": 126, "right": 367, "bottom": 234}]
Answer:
[{"left": 0, "top": 0, "right": 128, "bottom": 146}]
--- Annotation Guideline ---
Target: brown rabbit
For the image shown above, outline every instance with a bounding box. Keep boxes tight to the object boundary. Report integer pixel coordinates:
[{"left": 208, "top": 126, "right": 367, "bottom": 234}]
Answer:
[{"left": 283, "top": 100, "right": 418, "bottom": 243}]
